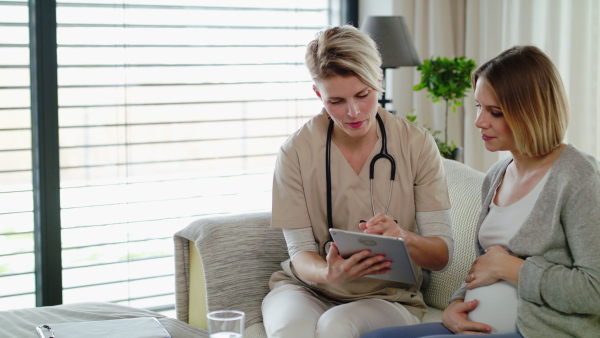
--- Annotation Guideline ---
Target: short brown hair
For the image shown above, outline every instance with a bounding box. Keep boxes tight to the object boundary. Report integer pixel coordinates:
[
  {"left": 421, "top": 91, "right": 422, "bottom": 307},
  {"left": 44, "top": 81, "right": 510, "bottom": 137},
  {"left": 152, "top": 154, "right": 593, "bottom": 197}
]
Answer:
[
  {"left": 305, "top": 25, "right": 383, "bottom": 92},
  {"left": 472, "top": 45, "right": 569, "bottom": 157}
]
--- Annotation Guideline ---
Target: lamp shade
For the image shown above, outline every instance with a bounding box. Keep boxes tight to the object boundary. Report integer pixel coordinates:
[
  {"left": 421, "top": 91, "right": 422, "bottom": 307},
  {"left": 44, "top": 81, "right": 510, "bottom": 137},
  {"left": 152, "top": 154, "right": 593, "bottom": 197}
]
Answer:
[{"left": 361, "top": 16, "right": 421, "bottom": 68}]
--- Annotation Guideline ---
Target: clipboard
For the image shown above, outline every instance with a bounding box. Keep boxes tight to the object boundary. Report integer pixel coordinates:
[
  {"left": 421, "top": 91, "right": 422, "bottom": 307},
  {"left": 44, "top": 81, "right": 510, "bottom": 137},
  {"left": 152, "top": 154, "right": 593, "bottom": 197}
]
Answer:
[
  {"left": 329, "top": 228, "right": 418, "bottom": 284},
  {"left": 36, "top": 316, "right": 171, "bottom": 338}
]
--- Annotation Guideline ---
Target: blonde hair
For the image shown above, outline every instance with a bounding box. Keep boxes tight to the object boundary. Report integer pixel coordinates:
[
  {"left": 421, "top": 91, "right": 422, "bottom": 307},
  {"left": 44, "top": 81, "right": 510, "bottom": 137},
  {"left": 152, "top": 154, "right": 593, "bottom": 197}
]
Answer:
[
  {"left": 472, "top": 46, "right": 569, "bottom": 157},
  {"left": 305, "top": 25, "right": 383, "bottom": 92}
]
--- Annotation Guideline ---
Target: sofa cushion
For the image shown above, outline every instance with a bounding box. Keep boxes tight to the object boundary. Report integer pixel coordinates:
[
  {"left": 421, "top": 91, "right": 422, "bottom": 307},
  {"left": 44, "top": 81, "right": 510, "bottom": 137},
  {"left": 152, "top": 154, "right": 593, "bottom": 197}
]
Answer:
[
  {"left": 422, "top": 159, "right": 483, "bottom": 311},
  {"left": 174, "top": 211, "right": 285, "bottom": 330}
]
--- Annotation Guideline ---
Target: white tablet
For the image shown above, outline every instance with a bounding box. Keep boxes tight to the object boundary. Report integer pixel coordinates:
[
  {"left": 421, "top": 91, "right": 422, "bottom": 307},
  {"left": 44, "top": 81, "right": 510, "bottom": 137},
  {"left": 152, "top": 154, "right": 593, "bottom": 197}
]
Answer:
[{"left": 329, "top": 228, "right": 417, "bottom": 285}]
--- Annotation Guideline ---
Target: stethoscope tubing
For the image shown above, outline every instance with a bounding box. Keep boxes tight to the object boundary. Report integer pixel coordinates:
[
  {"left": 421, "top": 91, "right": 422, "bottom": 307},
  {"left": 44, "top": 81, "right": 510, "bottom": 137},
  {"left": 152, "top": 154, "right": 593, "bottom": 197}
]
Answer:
[
  {"left": 326, "top": 119, "right": 334, "bottom": 235},
  {"left": 324, "top": 113, "right": 396, "bottom": 253}
]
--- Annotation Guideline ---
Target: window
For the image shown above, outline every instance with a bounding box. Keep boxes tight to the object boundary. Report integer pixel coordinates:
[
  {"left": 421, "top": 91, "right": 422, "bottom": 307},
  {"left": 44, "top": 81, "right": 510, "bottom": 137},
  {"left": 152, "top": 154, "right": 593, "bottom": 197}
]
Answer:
[
  {"left": 0, "top": 0, "right": 342, "bottom": 312},
  {"left": 0, "top": 0, "right": 34, "bottom": 310}
]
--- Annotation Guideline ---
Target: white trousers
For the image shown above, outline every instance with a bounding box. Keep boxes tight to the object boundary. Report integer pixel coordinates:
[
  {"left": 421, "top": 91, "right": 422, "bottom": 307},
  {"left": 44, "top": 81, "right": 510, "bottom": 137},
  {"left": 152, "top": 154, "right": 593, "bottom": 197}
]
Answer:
[{"left": 261, "top": 284, "right": 420, "bottom": 338}]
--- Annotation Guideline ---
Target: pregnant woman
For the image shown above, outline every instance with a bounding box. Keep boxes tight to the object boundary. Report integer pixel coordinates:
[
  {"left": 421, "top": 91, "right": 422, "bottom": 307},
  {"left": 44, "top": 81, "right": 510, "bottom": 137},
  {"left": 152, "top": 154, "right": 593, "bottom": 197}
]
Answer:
[{"left": 362, "top": 45, "right": 600, "bottom": 337}]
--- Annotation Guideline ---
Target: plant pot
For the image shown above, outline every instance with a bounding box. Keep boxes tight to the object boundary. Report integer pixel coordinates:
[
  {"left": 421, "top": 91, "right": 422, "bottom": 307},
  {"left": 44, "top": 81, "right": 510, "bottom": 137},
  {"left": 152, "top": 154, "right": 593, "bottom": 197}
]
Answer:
[{"left": 451, "top": 147, "right": 463, "bottom": 162}]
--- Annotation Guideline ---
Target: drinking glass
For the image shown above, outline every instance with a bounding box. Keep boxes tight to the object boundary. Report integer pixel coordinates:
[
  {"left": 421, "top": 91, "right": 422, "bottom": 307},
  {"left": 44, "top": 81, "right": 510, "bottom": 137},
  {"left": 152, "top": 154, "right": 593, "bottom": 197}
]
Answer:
[{"left": 207, "top": 310, "right": 244, "bottom": 338}]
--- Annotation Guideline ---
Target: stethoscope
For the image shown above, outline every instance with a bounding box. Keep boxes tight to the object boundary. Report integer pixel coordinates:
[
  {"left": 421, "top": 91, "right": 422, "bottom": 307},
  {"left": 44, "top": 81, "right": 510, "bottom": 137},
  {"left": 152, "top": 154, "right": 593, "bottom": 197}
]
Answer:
[{"left": 323, "top": 113, "right": 396, "bottom": 254}]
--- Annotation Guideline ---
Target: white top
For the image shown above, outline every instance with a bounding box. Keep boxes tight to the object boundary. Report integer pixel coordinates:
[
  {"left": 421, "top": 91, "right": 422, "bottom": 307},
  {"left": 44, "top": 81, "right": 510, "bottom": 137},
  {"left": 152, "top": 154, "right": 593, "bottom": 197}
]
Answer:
[
  {"left": 479, "top": 169, "right": 551, "bottom": 250},
  {"left": 466, "top": 168, "right": 551, "bottom": 334}
]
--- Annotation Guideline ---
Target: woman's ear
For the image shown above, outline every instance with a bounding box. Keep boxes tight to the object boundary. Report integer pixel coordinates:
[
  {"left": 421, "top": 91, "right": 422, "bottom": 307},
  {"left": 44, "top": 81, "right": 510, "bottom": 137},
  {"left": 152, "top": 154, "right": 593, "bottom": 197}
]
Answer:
[{"left": 313, "top": 84, "right": 322, "bottom": 99}]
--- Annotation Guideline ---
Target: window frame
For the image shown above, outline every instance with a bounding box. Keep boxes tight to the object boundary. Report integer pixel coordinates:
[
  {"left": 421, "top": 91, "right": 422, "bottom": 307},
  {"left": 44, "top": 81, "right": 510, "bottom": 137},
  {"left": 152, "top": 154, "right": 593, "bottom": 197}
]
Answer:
[{"left": 30, "top": 0, "right": 62, "bottom": 307}]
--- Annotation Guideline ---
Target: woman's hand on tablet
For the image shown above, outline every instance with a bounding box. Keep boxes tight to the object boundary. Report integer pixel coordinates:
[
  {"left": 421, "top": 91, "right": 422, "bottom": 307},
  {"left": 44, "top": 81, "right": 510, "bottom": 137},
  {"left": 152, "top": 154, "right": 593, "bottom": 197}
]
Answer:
[
  {"left": 359, "top": 213, "right": 449, "bottom": 271},
  {"left": 359, "top": 213, "right": 413, "bottom": 245},
  {"left": 323, "top": 242, "right": 391, "bottom": 285}
]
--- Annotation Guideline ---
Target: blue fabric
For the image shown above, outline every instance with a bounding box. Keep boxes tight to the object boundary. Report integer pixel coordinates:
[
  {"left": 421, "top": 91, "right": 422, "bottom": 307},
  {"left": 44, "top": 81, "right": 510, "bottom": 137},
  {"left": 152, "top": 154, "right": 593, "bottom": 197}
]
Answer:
[
  {"left": 361, "top": 322, "right": 451, "bottom": 338},
  {"left": 361, "top": 322, "right": 524, "bottom": 338}
]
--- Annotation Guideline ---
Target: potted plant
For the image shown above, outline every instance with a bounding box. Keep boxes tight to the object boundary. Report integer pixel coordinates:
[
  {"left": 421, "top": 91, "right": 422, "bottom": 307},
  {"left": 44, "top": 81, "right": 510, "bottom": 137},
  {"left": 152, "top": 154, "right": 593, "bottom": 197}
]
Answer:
[
  {"left": 405, "top": 112, "right": 456, "bottom": 159},
  {"left": 413, "top": 56, "right": 476, "bottom": 160}
]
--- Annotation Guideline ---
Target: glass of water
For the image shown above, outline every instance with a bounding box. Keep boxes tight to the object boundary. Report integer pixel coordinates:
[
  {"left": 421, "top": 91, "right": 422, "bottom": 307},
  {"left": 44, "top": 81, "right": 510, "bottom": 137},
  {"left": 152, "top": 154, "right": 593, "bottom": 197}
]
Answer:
[{"left": 207, "top": 310, "right": 244, "bottom": 338}]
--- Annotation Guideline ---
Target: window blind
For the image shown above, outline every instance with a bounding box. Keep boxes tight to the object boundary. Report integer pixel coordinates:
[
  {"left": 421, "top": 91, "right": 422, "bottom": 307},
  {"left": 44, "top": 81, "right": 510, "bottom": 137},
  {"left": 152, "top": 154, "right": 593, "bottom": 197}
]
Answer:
[
  {"left": 0, "top": 0, "right": 339, "bottom": 311},
  {"left": 0, "top": 0, "right": 35, "bottom": 310}
]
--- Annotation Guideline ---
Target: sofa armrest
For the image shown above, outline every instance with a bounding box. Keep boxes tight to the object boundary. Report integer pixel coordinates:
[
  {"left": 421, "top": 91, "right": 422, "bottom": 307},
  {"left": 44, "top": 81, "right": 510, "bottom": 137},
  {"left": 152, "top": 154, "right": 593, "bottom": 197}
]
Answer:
[{"left": 174, "top": 211, "right": 288, "bottom": 330}]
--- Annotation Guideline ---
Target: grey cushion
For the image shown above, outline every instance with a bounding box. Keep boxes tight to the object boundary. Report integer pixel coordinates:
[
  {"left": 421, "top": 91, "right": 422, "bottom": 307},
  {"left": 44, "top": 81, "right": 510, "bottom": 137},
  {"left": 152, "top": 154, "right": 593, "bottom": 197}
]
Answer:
[{"left": 174, "top": 211, "right": 286, "bottom": 329}]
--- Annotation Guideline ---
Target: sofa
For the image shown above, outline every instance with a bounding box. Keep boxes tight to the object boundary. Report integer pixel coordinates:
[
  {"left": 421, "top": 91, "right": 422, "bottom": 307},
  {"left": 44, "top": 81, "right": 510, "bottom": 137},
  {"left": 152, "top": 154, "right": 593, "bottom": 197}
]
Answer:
[{"left": 174, "top": 159, "right": 485, "bottom": 338}]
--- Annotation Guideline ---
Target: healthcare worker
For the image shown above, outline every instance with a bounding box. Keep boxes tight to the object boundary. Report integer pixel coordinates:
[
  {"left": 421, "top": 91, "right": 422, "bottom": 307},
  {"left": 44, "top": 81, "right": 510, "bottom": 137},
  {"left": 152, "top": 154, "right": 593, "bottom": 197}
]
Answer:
[{"left": 261, "top": 25, "right": 453, "bottom": 338}]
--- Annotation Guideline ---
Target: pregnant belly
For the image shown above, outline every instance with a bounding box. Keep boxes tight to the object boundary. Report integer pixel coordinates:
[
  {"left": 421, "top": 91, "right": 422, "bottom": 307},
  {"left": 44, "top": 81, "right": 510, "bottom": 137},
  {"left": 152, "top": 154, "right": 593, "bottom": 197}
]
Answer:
[{"left": 464, "top": 280, "right": 519, "bottom": 334}]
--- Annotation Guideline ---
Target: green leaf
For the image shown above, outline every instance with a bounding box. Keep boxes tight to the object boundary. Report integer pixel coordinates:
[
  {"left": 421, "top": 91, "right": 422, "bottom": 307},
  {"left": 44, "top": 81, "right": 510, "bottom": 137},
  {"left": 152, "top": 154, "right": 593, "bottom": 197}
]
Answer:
[
  {"left": 413, "top": 55, "right": 476, "bottom": 153},
  {"left": 413, "top": 56, "right": 476, "bottom": 101},
  {"left": 405, "top": 113, "right": 417, "bottom": 124}
]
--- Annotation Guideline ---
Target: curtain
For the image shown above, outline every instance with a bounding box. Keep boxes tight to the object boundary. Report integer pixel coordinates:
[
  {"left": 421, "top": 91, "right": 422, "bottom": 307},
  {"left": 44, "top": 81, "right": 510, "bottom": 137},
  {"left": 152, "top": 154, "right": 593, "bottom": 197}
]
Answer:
[
  {"left": 464, "top": 0, "right": 600, "bottom": 172},
  {"left": 370, "top": 0, "right": 600, "bottom": 172}
]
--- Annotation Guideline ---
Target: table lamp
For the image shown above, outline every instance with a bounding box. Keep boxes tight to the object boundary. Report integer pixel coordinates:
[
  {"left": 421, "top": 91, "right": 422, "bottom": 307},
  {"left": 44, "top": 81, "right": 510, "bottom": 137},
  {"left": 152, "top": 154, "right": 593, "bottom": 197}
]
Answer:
[{"left": 361, "top": 16, "right": 421, "bottom": 109}]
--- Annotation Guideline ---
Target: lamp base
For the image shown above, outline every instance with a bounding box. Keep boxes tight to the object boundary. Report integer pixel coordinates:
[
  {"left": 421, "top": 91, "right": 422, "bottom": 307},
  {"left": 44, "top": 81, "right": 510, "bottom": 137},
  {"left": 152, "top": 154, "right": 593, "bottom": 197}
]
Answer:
[{"left": 379, "top": 68, "right": 395, "bottom": 114}]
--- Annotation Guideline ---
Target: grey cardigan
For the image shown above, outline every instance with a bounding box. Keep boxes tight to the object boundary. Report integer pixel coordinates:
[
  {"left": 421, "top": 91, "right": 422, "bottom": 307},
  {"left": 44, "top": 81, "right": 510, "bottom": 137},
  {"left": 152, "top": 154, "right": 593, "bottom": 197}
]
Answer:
[{"left": 451, "top": 144, "right": 600, "bottom": 337}]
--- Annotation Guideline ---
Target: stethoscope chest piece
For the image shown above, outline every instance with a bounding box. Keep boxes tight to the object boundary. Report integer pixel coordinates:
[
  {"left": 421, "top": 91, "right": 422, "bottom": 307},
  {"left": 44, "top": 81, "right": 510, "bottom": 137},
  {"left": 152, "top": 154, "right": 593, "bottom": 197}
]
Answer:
[{"left": 323, "top": 240, "right": 332, "bottom": 255}]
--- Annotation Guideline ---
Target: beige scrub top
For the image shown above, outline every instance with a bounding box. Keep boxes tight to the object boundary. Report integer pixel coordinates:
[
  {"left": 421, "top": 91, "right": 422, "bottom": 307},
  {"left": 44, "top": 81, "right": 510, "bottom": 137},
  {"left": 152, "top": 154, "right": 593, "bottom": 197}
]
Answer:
[{"left": 269, "top": 107, "right": 450, "bottom": 320}]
